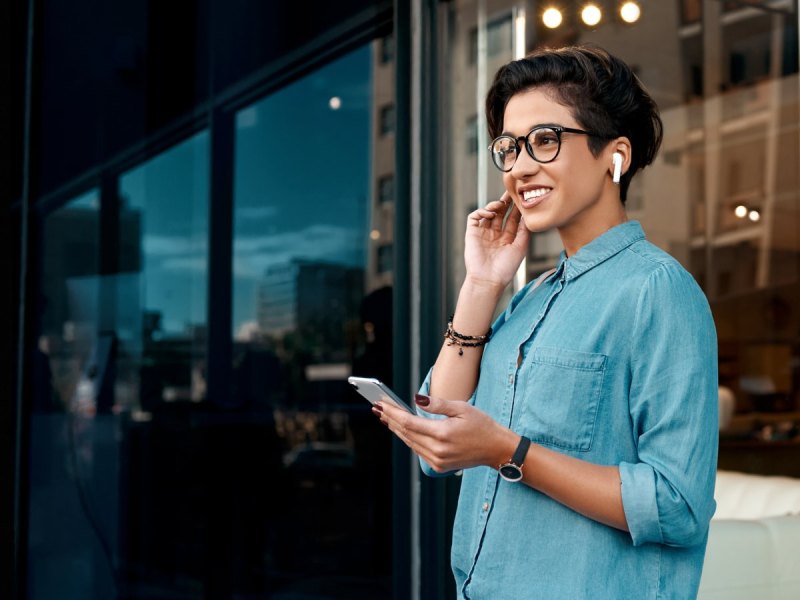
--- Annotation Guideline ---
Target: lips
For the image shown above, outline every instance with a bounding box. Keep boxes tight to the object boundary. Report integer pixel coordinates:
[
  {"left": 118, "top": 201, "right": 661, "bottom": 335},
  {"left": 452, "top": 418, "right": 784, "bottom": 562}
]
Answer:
[{"left": 518, "top": 186, "right": 553, "bottom": 209}]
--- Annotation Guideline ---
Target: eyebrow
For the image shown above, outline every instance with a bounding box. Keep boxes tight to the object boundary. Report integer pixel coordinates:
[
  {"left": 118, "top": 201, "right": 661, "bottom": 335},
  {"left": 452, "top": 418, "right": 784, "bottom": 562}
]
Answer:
[{"left": 499, "top": 123, "right": 563, "bottom": 137}]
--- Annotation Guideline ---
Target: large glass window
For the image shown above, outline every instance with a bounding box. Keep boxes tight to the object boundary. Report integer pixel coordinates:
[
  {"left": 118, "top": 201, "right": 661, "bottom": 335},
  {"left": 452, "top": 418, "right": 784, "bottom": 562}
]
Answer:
[
  {"left": 26, "top": 130, "right": 211, "bottom": 598},
  {"left": 231, "top": 42, "right": 394, "bottom": 596}
]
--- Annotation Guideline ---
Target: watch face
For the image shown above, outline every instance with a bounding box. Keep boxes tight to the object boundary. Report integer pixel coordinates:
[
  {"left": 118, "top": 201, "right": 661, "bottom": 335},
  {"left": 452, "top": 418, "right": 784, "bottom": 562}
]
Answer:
[{"left": 499, "top": 463, "right": 523, "bottom": 482}]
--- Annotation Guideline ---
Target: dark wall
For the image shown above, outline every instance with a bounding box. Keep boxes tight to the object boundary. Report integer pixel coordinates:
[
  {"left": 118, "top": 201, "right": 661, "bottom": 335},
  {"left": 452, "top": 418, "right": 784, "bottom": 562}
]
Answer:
[
  {"left": 1, "top": 0, "right": 27, "bottom": 595},
  {"left": 33, "top": 0, "right": 387, "bottom": 199}
]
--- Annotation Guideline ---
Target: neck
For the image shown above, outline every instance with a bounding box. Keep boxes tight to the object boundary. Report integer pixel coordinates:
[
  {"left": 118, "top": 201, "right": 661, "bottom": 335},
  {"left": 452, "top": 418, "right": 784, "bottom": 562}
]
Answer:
[{"left": 559, "top": 200, "right": 628, "bottom": 257}]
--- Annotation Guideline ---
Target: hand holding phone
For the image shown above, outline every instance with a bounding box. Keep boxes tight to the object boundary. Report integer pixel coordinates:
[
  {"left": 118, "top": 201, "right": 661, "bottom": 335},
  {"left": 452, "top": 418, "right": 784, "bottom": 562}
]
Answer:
[{"left": 348, "top": 376, "right": 416, "bottom": 414}]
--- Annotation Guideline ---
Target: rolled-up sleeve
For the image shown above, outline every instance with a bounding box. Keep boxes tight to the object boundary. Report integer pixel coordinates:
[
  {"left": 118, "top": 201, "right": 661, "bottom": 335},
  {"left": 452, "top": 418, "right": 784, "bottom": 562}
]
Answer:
[
  {"left": 620, "top": 263, "right": 719, "bottom": 547},
  {"left": 416, "top": 368, "right": 455, "bottom": 477}
]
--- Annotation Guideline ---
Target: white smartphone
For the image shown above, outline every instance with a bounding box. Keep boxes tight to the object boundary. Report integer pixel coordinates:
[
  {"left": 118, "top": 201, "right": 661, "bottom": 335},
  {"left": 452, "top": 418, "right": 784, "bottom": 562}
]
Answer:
[{"left": 348, "top": 376, "right": 416, "bottom": 414}]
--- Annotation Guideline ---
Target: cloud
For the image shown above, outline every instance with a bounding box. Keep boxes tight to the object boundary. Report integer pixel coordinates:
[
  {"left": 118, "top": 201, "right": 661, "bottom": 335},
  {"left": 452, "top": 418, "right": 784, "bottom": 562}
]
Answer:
[
  {"left": 143, "top": 235, "right": 207, "bottom": 257},
  {"left": 233, "top": 224, "right": 364, "bottom": 278},
  {"left": 136, "top": 223, "right": 364, "bottom": 277},
  {"left": 159, "top": 257, "right": 208, "bottom": 272},
  {"left": 236, "top": 206, "right": 279, "bottom": 220}
]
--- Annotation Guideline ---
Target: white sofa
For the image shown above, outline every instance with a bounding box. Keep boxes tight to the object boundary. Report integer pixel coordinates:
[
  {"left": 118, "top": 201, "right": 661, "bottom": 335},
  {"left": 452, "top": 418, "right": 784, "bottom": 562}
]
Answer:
[{"left": 698, "top": 470, "right": 800, "bottom": 599}]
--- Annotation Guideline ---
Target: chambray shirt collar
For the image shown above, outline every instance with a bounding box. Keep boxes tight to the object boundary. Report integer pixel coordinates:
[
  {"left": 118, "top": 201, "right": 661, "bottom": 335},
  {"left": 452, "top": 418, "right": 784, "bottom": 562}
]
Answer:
[{"left": 553, "top": 220, "right": 646, "bottom": 282}]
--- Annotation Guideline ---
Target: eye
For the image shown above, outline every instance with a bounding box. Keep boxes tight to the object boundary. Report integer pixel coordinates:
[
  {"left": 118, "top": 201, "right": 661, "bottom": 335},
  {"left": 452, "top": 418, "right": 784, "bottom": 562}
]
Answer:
[{"left": 532, "top": 132, "right": 559, "bottom": 147}]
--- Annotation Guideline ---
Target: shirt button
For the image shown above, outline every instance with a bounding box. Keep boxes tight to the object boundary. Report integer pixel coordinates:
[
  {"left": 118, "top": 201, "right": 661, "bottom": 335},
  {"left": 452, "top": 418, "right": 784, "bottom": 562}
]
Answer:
[
  {"left": 482, "top": 502, "right": 490, "bottom": 512},
  {"left": 508, "top": 374, "right": 514, "bottom": 385}
]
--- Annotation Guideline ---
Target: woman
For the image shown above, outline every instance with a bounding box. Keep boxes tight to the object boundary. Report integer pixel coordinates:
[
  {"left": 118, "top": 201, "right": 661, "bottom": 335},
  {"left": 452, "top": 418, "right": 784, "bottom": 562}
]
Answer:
[{"left": 375, "top": 45, "right": 718, "bottom": 599}]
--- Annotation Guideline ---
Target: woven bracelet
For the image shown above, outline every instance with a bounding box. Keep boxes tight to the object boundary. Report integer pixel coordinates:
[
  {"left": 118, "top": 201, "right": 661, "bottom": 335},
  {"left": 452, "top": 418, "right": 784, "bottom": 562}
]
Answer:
[{"left": 444, "top": 316, "right": 492, "bottom": 355}]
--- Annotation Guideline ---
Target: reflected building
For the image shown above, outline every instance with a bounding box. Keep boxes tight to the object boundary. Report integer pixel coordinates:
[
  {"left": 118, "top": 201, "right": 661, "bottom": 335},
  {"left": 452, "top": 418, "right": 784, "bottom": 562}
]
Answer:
[
  {"left": 258, "top": 259, "right": 364, "bottom": 357},
  {"left": 368, "top": 36, "right": 397, "bottom": 293}
]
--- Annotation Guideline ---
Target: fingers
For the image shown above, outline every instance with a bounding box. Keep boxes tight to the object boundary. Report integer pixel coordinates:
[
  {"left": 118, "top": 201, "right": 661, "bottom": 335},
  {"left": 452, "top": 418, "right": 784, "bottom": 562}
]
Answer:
[
  {"left": 415, "top": 394, "right": 464, "bottom": 418},
  {"left": 375, "top": 402, "right": 443, "bottom": 460},
  {"left": 468, "top": 193, "right": 514, "bottom": 229}
]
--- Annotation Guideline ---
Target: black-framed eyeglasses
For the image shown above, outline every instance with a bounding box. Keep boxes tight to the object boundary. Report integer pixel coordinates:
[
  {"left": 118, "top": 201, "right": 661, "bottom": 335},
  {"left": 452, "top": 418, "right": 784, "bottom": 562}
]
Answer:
[{"left": 488, "top": 125, "right": 602, "bottom": 172}]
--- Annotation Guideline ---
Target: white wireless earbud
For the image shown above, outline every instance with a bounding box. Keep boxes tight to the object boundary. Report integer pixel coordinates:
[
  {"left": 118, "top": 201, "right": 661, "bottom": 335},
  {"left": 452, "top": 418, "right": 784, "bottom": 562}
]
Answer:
[{"left": 612, "top": 152, "right": 623, "bottom": 184}]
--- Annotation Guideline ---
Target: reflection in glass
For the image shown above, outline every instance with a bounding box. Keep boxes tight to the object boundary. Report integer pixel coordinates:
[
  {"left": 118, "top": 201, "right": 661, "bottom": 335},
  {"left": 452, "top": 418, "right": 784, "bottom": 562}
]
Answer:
[
  {"left": 28, "top": 190, "right": 117, "bottom": 598},
  {"left": 118, "top": 131, "right": 210, "bottom": 409},
  {"left": 27, "top": 130, "right": 212, "bottom": 598},
  {"left": 232, "top": 43, "right": 393, "bottom": 595}
]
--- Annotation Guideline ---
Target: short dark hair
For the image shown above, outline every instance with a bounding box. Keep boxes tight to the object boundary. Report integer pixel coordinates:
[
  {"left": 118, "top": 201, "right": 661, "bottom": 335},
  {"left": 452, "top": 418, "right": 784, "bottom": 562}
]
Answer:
[{"left": 485, "top": 45, "right": 663, "bottom": 204}]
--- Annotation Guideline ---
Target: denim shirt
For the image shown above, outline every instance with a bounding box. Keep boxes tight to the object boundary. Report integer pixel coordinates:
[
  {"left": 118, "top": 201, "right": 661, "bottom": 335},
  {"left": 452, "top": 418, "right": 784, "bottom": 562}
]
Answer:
[{"left": 419, "top": 221, "right": 719, "bottom": 600}]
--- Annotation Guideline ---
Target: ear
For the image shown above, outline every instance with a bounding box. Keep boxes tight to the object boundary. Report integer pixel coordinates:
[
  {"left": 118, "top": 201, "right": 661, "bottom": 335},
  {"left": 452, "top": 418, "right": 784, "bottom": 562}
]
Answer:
[{"left": 608, "top": 138, "right": 632, "bottom": 183}]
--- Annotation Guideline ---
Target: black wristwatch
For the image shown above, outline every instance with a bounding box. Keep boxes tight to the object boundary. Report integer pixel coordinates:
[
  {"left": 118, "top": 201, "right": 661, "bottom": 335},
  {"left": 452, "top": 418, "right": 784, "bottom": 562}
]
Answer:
[{"left": 498, "top": 435, "right": 531, "bottom": 482}]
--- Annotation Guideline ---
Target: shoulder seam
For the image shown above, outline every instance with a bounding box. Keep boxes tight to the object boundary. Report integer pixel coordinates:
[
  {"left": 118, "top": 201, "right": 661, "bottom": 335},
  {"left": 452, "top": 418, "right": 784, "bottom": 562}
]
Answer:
[{"left": 623, "top": 241, "right": 675, "bottom": 267}]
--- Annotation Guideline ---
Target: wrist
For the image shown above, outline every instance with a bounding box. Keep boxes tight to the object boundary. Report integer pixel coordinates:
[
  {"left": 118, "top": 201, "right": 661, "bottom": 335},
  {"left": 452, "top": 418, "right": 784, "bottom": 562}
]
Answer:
[
  {"left": 461, "top": 276, "right": 506, "bottom": 299},
  {"left": 488, "top": 425, "right": 521, "bottom": 470}
]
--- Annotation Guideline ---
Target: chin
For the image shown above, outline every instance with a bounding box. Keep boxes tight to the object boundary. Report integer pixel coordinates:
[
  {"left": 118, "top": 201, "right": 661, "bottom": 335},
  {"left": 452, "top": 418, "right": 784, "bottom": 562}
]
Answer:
[{"left": 522, "top": 214, "right": 555, "bottom": 233}]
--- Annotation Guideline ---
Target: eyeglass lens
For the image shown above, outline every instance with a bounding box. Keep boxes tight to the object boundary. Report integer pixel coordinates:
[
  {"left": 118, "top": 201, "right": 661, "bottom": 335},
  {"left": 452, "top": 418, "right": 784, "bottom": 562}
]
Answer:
[{"left": 490, "top": 127, "right": 561, "bottom": 171}]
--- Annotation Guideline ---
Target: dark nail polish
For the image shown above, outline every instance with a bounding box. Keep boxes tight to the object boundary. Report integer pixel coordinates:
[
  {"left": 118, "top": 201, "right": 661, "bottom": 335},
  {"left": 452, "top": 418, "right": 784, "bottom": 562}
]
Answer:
[{"left": 415, "top": 394, "right": 430, "bottom": 407}]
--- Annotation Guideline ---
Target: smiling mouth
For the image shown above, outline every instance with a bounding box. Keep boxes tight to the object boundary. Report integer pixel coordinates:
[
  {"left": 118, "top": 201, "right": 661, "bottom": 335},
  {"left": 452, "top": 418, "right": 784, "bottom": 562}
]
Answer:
[{"left": 520, "top": 187, "right": 552, "bottom": 207}]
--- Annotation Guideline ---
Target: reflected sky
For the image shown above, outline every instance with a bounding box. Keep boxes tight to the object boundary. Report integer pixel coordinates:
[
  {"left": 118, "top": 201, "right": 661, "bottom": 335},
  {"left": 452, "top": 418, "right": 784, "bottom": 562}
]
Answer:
[
  {"left": 232, "top": 45, "right": 372, "bottom": 336},
  {"left": 110, "top": 44, "right": 372, "bottom": 338},
  {"left": 120, "top": 131, "right": 210, "bottom": 334}
]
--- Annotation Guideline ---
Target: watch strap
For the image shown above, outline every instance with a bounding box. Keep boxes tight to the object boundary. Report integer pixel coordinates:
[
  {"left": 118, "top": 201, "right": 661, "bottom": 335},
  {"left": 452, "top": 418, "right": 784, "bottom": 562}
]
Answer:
[{"left": 511, "top": 435, "right": 531, "bottom": 467}]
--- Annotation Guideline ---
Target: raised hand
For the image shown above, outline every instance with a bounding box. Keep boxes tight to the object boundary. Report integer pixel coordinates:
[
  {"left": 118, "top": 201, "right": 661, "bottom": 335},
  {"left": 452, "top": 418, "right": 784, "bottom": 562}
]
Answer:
[{"left": 464, "top": 192, "right": 530, "bottom": 290}]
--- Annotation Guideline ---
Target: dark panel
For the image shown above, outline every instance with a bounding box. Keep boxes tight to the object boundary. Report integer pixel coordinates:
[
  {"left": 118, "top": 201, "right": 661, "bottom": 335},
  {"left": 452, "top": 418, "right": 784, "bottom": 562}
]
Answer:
[
  {"left": 32, "top": 0, "right": 392, "bottom": 199},
  {"left": 211, "top": 0, "right": 390, "bottom": 93},
  {"left": 1, "top": 0, "right": 29, "bottom": 595},
  {"left": 0, "top": 0, "right": 26, "bottom": 206},
  {"left": 35, "top": 0, "right": 207, "bottom": 197}
]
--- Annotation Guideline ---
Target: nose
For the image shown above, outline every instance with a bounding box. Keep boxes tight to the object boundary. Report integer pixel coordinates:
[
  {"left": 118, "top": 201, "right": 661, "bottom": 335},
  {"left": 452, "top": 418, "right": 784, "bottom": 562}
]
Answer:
[{"left": 509, "top": 143, "right": 541, "bottom": 178}]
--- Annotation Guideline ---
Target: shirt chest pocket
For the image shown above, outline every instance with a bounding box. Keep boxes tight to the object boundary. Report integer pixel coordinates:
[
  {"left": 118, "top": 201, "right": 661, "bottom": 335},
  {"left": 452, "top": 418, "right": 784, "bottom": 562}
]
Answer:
[{"left": 517, "top": 346, "right": 607, "bottom": 452}]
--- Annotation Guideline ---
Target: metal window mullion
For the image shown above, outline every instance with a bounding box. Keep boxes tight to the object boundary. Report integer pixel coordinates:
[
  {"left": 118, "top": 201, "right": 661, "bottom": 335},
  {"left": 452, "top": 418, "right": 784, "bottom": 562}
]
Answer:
[
  {"left": 393, "top": 1, "right": 414, "bottom": 599},
  {"left": 13, "top": 0, "right": 37, "bottom": 595}
]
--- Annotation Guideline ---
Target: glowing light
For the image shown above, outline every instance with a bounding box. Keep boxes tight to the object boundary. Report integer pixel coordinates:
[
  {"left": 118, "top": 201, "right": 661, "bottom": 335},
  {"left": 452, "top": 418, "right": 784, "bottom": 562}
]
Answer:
[
  {"left": 748, "top": 210, "right": 761, "bottom": 222},
  {"left": 370, "top": 229, "right": 381, "bottom": 240},
  {"left": 542, "top": 8, "right": 563, "bottom": 29},
  {"left": 581, "top": 4, "right": 602, "bottom": 27},
  {"left": 734, "top": 205, "right": 748, "bottom": 218},
  {"left": 329, "top": 96, "right": 342, "bottom": 110},
  {"left": 620, "top": 2, "right": 641, "bottom": 24}
]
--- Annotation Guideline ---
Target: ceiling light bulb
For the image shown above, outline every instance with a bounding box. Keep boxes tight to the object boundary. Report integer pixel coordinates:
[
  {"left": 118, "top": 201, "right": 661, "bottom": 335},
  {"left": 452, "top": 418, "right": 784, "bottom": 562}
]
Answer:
[
  {"left": 620, "top": 2, "right": 641, "bottom": 24},
  {"left": 734, "top": 205, "right": 748, "bottom": 218},
  {"left": 581, "top": 4, "right": 602, "bottom": 27},
  {"left": 542, "top": 7, "right": 563, "bottom": 29},
  {"left": 748, "top": 210, "right": 761, "bottom": 222},
  {"left": 329, "top": 96, "right": 342, "bottom": 110}
]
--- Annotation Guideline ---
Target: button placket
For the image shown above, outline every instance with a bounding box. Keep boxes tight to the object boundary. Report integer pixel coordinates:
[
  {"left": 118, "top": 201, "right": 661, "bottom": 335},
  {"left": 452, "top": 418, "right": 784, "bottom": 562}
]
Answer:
[{"left": 464, "top": 268, "right": 566, "bottom": 594}]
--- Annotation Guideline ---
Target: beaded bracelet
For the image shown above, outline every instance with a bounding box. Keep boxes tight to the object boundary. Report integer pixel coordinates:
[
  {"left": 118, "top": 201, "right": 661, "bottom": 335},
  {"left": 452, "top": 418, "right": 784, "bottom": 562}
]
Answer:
[{"left": 444, "top": 315, "right": 492, "bottom": 356}]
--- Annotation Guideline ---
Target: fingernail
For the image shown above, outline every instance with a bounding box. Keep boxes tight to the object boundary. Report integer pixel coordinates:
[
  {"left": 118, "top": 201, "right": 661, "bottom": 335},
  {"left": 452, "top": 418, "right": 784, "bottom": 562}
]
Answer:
[
  {"left": 371, "top": 405, "right": 383, "bottom": 417},
  {"left": 415, "top": 394, "right": 430, "bottom": 407}
]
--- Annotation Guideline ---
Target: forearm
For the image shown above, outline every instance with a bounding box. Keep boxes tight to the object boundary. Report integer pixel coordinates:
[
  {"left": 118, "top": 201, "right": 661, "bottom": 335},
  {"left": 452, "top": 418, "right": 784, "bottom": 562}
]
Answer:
[
  {"left": 429, "top": 278, "right": 504, "bottom": 401},
  {"left": 490, "top": 429, "right": 628, "bottom": 532}
]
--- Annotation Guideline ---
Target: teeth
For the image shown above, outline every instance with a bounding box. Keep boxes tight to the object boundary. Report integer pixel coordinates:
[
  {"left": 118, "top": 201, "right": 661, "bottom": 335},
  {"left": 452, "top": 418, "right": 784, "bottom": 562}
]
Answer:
[{"left": 523, "top": 188, "right": 551, "bottom": 200}]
